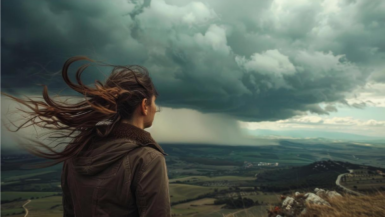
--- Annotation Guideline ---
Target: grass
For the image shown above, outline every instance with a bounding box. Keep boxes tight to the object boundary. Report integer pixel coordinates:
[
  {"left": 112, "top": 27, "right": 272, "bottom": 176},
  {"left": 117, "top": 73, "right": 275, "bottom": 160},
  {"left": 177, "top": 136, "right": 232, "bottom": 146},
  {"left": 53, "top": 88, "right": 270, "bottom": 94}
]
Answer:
[
  {"left": 2, "top": 171, "right": 54, "bottom": 182},
  {"left": 343, "top": 183, "right": 385, "bottom": 191},
  {"left": 1, "top": 196, "right": 63, "bottom": 217},
  {"left": 1, "top": 191, "right": 60, "bottom": 201},
  {"left": 341, "top": 175, "right": 385, "bottom": 191},
  {"left": 1, "top": 180, "right": 21, "bottom": 186},
  {"left": 27, "top": 196, "right": 63, "bottom": 216},
  {"left": 171, "top": 198, "right": 273, "bottom": 217},
  {"left": 171, "top": 198, "right": 223, "bottom": 216},
  {"left": 0, "top": 200, "right": 25, "bottom": 216},
  {"left": 3, "top": 188, "right": 384, "bottom": 217},
  {"left": 170, "top": 175, "right": 256, "bottom": 183},
  {"left": 242, "top": 194, "right": 281, "bottom": 204},
  {"left": 304, "top": 192, "right": 385, "bottom": 217},
  {"left": 169, "top": 184, "right": 227, "bottom": 203},
  {"left": 221, "top": 206, "right": 271, "bottom": 217}
]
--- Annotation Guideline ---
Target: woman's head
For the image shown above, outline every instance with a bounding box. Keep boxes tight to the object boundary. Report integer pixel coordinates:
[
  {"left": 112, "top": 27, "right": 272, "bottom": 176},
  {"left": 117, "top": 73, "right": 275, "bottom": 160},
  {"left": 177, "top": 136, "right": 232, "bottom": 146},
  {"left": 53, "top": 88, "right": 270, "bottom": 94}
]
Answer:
[
  {"left": 104, "top": 64, "right": 159, "bottom": 128},
  {"left": 1, "top": 56, "right": 160, "bottom": 165}
]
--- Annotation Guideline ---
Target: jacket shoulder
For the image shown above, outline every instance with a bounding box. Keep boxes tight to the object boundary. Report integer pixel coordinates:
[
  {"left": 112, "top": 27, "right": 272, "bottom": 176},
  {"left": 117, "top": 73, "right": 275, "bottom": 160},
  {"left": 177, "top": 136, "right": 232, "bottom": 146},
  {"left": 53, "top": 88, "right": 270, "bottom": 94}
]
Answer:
[
  {"left": 122, "top": 145, "right": 164, "bottom": 170},
  {"left": 136, "top": 146, "right": 165, "bottom": 165}
]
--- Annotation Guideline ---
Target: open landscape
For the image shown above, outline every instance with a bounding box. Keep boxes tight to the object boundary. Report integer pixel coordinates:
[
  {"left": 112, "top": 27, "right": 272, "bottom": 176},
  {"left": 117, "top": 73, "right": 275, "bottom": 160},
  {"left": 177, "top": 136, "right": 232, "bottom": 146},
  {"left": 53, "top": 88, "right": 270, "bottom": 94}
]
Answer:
[
  {"left": 2, "top": 139, "right": 385, "bottom": 216},
  {"left": 2, "top": 0, "right": 385, "bottom": 216}
]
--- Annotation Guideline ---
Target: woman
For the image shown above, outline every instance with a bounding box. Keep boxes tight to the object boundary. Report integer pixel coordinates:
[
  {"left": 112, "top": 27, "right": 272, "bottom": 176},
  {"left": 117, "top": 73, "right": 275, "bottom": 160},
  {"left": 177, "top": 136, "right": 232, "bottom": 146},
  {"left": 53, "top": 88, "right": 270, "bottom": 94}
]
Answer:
[{"left": 1, "top": 56, "right": 171, "bottom": 216}]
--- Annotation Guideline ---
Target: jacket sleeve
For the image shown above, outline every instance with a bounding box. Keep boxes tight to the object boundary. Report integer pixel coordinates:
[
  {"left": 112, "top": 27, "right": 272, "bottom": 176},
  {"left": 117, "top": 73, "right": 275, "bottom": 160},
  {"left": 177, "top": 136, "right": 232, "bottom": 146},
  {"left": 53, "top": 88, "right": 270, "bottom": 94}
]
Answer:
[
  {"left": 135, "top": 154, "right": 171, "bottom": 217},
  {"left": 61, "top": 161, "right": 75, "bottom": 217}
]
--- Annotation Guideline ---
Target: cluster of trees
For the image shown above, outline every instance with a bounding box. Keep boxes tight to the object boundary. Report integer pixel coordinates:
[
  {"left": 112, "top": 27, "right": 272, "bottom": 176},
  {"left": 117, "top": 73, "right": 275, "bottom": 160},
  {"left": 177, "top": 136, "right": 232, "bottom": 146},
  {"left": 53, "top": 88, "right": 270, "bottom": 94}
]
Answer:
[
  {"left": 214, "top": 197, "right": 260, "bottom": 209},
  {"left": 180, "top": 156, "right": 243, "bottom": 166},
  {"left": 1, "top": 197, "right": 23, "bottom": 204},
  {"left": 256, "top": 163, "right": 347, "bottom": 191},
  {"left": 171, "top": 191, "right": 224, "bottom": 206},
  {"left": 2, "top": 182, "right": 62, "bottom": 192},
  {"left": 2, "top": 193, "right": 63, "bottom": 205},
  {"left": 168, "top": 172, "right": 197, "bottom": 179},
  {"left": 171, "top": 186, "right": 266, "bottom": 206},
  {"left": 3, "top": 210, "right": 25, "bottom": 216}
]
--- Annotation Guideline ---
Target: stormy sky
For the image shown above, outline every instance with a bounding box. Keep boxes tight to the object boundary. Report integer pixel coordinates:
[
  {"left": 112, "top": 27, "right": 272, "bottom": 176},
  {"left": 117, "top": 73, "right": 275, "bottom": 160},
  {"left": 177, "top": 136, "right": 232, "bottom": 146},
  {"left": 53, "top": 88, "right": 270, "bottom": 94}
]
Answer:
[{"left": 1, "top": 0, "right": 385, "bottom": 148}]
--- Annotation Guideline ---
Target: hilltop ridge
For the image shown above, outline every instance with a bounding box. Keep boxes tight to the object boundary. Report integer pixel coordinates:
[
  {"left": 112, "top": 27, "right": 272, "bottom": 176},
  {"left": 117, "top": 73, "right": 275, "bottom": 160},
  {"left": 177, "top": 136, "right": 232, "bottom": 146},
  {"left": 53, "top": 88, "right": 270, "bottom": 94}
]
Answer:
[{"left": 256, "top": 160, "right": 383, "bottom": 192}]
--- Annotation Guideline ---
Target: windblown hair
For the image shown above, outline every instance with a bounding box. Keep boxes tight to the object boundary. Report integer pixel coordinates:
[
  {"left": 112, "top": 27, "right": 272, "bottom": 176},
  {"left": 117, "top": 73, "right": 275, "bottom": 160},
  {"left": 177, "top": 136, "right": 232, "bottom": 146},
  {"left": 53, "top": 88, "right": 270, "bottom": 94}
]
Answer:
[{"left": 1, "top": 56, "right": 159, "bottom": 168}]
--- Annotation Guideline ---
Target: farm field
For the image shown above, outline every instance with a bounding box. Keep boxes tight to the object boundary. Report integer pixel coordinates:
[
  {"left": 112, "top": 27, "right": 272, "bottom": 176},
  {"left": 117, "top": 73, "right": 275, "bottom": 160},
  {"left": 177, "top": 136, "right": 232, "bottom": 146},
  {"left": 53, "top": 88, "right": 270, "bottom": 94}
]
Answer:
[
  {"left": 2, "top": 140, "right": 385, "bottom": 216},
  {"left": 25, "top": 196, "right": 63, "bottom": 217},
  {"left": 1, "top": 191, "right": 61, "bottom": 201},
  {"left": 170, "top": 176, "right": 256, "bottom": 183},
  {"left": 342, "top": 179, "right": 385, "bottom": 192},
  {"left": 343, "top": 183, "right": 385, "bottom": 191},
  {"left": 171, "top": 198, "right": 223, "bottom": 216},
  {"left": 2, "top": 171, "right": 55, "bottom": 182},
  {"left": 340, "top": 174, "right": 385, "bottom": 192},
  {"left": 224, "top": 192, "right": 281, "bottom": 204},
  {"left": 172, "top": 199, "right": 272, "bottom": 217},
  {"left": 171, "top": 199, "right": 271, "bottom": 217},
  {"left": 169, "top": 184, "right": 228, "bottom": 203},
  {"left": 1, "top": 196, "right": 63, "bottom": 217},
  {"left": 1, "top": 200, "right": 25, "bottom": 216}
]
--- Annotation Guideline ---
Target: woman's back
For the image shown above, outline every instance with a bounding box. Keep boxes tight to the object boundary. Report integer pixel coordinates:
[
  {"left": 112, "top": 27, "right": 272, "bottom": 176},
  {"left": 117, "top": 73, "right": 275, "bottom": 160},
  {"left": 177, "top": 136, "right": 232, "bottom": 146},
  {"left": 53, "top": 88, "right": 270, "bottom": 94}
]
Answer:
[
  {"left": 61, "top": 122, "right": 170, "bottom": 217},
  {"left": 1, "top": 56, "right": 169, "bottom": 216}
]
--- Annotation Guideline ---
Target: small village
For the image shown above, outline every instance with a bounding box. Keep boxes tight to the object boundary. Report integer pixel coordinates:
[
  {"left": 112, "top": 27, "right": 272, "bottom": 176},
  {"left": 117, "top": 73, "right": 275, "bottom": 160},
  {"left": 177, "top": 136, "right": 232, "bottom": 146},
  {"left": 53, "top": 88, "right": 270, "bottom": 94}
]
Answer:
[{"left": 243, "top": 161, "right": 279, "bottom": 169}]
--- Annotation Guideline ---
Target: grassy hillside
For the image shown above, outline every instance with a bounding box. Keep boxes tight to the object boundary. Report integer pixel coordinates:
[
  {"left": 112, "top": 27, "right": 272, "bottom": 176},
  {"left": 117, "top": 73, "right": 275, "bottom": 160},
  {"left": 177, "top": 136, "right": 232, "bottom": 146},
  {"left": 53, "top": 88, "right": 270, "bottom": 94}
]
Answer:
[
  {"left": 256, "top": 160, "right": 383, "bottom": 192},
  {"left": 304, "top": 192, "right": 385, "bottom": 217}
]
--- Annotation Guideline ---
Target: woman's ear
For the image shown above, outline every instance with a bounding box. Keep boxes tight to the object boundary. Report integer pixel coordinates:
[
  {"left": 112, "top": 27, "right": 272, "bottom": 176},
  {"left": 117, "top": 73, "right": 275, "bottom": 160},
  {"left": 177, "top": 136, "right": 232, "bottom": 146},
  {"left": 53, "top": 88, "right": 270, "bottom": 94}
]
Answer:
[{"left": 141, "top": 98, "right": 148, "bottom": 115}]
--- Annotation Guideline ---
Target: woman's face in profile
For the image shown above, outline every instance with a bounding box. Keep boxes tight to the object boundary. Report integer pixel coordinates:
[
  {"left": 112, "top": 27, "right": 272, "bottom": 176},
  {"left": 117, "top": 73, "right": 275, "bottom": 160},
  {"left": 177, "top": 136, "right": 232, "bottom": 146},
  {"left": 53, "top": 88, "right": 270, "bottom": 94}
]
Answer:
[{"left": 145, "top": 95, "right": 157, "bottom": 128}]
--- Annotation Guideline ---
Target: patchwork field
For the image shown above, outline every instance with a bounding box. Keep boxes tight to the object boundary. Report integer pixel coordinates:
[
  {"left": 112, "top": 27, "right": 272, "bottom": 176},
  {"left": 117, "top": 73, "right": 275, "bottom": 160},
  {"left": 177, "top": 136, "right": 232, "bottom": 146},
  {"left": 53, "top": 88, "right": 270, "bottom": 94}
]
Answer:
[
  {"left": 170, "top": 176, "right": 256, "bottom": 183},
  {"left": 171, "top": 198, "right": 223, "bottom": 216},
  {"left": 2, "top": 140, "right": 384, "bottom": 216},
  {"left": 25, "top": 196, "right": 63, "bottom": 217},
  {"left": 1, "top": 200, "right": 25, "bottom": 216},
  {"left": 170, "top": 184, "right": 228, "bottom": 203},
  {"left": 1, "top": 191, "right": 61, "bottom": 201}
]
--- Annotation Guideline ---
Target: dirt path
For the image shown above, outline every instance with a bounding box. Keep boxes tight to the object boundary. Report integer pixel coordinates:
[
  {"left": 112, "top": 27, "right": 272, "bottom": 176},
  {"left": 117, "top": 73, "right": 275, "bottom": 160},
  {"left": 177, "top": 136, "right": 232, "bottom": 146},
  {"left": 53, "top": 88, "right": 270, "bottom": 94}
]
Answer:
[
  {"left": 22, "top": 199, "right": 31, "bottom": 217},
  {"left": 336, "top": 173, "right": 364, "bottom": 196}
]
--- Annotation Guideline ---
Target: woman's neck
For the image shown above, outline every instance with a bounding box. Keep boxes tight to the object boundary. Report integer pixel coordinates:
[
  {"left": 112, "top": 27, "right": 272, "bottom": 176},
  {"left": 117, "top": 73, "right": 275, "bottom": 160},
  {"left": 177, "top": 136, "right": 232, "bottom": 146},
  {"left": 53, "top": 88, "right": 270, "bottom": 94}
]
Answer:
[{"left": 121, "top": 119, "right": 144, "bottom": 130}]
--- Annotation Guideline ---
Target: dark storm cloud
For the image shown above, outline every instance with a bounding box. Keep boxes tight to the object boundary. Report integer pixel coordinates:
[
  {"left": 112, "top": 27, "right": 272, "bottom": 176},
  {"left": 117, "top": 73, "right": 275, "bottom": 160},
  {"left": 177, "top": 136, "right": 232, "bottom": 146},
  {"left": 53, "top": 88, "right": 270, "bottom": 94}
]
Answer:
[{"left": 2, "top": 0, "right": 384, "bottom": 121}]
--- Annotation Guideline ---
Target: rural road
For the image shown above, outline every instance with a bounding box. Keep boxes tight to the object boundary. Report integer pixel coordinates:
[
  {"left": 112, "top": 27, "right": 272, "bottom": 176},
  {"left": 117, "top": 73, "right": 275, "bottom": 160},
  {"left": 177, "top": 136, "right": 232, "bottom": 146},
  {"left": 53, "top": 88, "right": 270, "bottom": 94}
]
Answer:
[
  {"left": 23, "top": 199, "right": 31, "bottom": 217},
  {"left": 336, "top": 173, "right": 364, "bottom": 196}
]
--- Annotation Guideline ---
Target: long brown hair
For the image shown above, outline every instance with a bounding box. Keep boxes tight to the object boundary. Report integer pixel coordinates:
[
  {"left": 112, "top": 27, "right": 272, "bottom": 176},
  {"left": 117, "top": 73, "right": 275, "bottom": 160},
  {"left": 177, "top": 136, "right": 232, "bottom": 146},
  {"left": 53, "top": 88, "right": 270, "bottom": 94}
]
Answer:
[{"left": 1, "top": 56, "right": 159, "bottom": 168}]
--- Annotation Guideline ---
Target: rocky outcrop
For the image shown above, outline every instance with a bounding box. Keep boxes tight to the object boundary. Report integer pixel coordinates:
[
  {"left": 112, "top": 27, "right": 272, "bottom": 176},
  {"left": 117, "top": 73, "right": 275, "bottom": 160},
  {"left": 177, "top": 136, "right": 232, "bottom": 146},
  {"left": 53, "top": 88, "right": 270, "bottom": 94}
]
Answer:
[
  {"left": 314, "top": 188, "right": 342, "bottom": 199},
  {"left": 304, "top": 193, "right": 330, "bottom": 206},
  {"left": 268, "top": 188, "right": 341, "bottom": 217}
]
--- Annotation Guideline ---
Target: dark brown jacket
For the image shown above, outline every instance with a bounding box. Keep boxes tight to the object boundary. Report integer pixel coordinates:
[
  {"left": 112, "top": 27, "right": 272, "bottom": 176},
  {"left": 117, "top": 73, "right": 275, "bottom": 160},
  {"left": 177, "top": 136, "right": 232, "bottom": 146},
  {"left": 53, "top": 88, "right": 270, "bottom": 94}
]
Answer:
[{"left": 61, "top": 122, "right": 171, "bottom": 217}]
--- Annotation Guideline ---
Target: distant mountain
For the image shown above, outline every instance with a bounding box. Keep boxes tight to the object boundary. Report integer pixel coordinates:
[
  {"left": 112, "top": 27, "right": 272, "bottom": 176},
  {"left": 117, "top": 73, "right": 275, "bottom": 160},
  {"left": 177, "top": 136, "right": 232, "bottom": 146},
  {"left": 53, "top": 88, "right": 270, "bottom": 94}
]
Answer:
[
  {"left": 1, "top": 146, "right": 29, "bottom": 155},
  {"left": 247, "top": 129, "right": 385, "bottom": 141}
]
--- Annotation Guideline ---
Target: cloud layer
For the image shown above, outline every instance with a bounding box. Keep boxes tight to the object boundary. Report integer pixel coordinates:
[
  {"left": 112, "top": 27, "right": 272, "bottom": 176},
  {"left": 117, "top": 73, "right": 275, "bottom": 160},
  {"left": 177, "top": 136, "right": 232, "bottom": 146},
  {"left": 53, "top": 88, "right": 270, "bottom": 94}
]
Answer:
[{"left": 2, "top": 0, "right": 384, "bottom": 122}]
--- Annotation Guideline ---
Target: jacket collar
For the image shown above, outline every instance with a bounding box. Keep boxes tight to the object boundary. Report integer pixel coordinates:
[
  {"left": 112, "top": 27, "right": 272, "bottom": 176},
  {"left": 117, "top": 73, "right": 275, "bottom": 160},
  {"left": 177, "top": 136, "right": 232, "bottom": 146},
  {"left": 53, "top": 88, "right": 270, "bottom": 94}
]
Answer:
[{"left": 106, "top": 121, "right": 168, "bottom": 156}]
